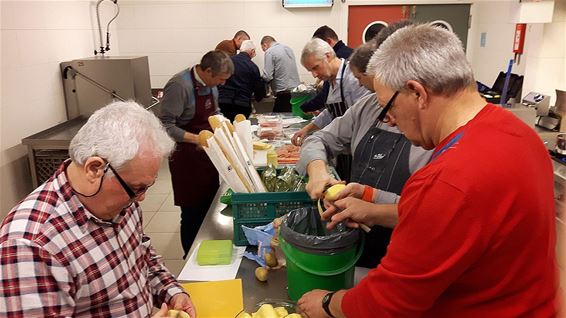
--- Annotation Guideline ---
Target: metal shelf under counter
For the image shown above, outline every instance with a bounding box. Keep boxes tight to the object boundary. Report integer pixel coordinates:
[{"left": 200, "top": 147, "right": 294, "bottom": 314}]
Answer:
[{"left": 21, "top": 116, "right": 88, "bottom": 188}]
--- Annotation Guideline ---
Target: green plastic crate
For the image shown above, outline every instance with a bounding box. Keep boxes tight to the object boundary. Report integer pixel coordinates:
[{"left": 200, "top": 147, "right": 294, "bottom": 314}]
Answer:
[
  {"left": 232, "top": 191, "right": 314, "bottom": 246},
  {"left": 231, "top": 166, "right": 339, "bottom": 246}
]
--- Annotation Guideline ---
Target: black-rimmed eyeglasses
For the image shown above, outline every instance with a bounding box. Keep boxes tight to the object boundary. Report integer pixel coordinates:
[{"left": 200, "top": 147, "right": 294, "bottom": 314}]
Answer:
[
  {"left": 377, "top": 91, "right": 400, "bottom": 122},
  {"left": 105, "top": 163, "right": 153, "bottom": 199}
]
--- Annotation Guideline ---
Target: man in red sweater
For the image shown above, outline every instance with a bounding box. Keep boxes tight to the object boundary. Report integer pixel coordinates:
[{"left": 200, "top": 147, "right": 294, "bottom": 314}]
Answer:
[{"left": 297, "top": 23, "right": 559, "bottom": 318}]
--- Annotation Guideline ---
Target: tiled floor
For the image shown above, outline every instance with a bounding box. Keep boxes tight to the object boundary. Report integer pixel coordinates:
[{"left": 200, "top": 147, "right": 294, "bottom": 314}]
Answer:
[{"left": 140, "top": 160, "right": 187, "bottom": 277}]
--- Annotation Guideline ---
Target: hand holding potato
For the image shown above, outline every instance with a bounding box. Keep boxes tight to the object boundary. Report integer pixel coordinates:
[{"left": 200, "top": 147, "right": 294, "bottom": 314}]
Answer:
[
  {"left": 323, "top": 198, "right": 399, "bottom": 230},
  {"left": 306, "top": 175, "right": 340, "bottom": 200},
  {"left": 169, "top": 293, "right": 195, "bottom": 318},
  {"left": 332, "top": 182, "right": 365, "bottom": 201}
]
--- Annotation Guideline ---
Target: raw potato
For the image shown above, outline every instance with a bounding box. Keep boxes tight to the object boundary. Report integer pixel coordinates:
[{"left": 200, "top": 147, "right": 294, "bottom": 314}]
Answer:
[
  {"left": 168, "top": 310, "right": 190, "bottom": 318},
  {"left": 324, "top": 184, "right": 347, "bottom": 201},
  {"left": 264, "top": 252, "right": 278, "bottom": 268},
  {"left": 255, "top": 267, "right": 269, "bottom": 282}
]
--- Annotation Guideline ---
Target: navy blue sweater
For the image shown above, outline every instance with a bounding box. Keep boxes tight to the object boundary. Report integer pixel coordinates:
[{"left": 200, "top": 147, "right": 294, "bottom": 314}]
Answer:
[{"left": 219, "top": 52, "right": 266, "bottom": 107}]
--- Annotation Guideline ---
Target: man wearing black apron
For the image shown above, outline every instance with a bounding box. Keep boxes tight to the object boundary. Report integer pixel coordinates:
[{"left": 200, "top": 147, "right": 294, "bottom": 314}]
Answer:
[
  {"left": 292, "top": 38, "right": 370, "bottom": 181},
  {"left": 296, "top": 34, "right": 431, "bottom": 267},
  {"left": 158, "top": 50, "right": 234, "bottom": 258}
]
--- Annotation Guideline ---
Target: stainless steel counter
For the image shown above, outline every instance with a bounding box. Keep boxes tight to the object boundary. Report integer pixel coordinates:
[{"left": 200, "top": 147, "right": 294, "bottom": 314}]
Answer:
[
  {"left": 183, "top": 184, "right": 292, "bottom": 312},
  {"left": 182, "top": 183, "right": 370, "bottom": 312}
]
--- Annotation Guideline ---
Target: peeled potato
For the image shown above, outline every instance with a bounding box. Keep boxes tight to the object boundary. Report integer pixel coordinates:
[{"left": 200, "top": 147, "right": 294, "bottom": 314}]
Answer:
[
  {"left": 255, "top": 267, "right": 269, "bottom": 282},
  {"left": 264, "top": 252, "right": 278, "bottom": 268},
  {"left": 255, "top": 304, "right": 278, "bottom": 318},
  {"left": 285, "top": 314, "right": 302, "bottom": 318},
  {"left": 168, "top": 310, "right": 190, "bottom": 318},
  {"left": 236, "top": 312, "right": 252, "bottom": 318},
  {"left": 274, "top": 306, "right": 288, "bottom": 317},
  {"left": 324, "top": 184, "right": 347, "bottom": 201}
]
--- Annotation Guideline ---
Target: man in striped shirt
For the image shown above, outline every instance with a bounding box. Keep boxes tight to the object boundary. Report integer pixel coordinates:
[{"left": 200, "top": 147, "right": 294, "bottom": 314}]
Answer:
[{"left": 0, "top": 101, "right": 194, "bottom": 317}]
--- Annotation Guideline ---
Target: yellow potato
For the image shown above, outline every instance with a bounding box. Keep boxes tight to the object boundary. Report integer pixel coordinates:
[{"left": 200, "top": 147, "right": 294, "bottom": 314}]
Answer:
[
  {"left": 255, "top": 267, "right": 269, "bottom": 282},
  {"left": 285, "top": 314, "right": 302, "bottom": 318},
  {"left": 274, "top": 306, "right": 288, "bottom": 317},
  {"left": 324, "top": 184, "right": 347, "bottom": 201},
  {"left": 255, "top": 304, "right": 278, "bottom": 318},
  {"left": 264, "top": 252, "right": 278, "bottom": 268},
  {"left": 168, "top": 309, "right": 190, "bottom": 318},
  {"left": 236, "top": 311, "right": 252, "bottom": 318}
]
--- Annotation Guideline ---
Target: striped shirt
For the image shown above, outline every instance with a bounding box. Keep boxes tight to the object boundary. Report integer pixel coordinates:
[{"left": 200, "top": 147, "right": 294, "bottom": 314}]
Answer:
[{"left": 0, "top": 162, "right": 185, "bottom": 317}]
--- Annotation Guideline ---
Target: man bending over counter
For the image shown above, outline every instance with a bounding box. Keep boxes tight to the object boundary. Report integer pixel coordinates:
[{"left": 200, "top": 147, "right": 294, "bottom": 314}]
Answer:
[{"left": 0, "top": 101, "right": 195, "bottom": 318}]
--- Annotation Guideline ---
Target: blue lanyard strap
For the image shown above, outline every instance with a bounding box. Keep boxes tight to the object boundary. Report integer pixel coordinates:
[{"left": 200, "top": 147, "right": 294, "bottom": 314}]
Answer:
[{"left": 431, "top": 132, "right": 464, "bottom": 161}]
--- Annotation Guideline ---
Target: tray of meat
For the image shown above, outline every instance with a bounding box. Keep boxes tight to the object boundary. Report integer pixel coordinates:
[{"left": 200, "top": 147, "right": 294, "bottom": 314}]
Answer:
[{"left": 276, "top": 144, "right": 301, "bottom": 165}]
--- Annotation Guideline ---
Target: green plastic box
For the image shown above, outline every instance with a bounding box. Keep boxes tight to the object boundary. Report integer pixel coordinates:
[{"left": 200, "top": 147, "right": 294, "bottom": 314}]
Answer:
[{"left": 196, "top": 240, "right": 233, "bottom": 265}]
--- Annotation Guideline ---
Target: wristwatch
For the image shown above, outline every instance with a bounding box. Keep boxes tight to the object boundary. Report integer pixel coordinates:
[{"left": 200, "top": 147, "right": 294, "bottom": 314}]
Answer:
[{"left": 322, "top": 291, "right": 336, "bottom": 318}]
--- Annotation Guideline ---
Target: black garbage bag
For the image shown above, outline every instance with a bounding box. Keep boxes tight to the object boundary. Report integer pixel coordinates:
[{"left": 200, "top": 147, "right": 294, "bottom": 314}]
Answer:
[{"left": 280, "top": 206, "right": 360, "bottom": 255}]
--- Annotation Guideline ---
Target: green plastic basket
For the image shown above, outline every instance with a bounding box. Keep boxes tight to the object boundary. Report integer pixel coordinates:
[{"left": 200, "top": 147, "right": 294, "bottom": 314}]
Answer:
[
  {"left": 232, "top": 191, "right": 313, "bottom": 246},
  {"left": 232, "top": 167, "right": 339, "bottom": 246}
]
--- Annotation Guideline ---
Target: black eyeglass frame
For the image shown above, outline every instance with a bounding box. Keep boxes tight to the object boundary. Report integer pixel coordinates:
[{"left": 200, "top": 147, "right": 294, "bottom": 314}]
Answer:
[
  {"left": 105, "top": 163, "right": 151, "bottom": 199},
  {"left": 377, "top": 90, "right": 400, "bottom": 122}
]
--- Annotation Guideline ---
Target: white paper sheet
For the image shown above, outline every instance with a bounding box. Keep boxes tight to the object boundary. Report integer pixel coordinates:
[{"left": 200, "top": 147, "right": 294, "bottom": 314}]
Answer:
[{"left": 177, "top": 243, "right": 247, "bottom": 282}]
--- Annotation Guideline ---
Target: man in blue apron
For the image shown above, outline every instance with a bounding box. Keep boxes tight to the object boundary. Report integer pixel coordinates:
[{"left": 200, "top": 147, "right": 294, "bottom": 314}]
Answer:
[
  {"left": 158, "top": 50, "right": 234, "bottom": 258},
  {"left": 296, "top": 21, "right": 431, "bottom": 268},
  {"left": 292, "top": 38, "right": 370, "bottom": 181}
]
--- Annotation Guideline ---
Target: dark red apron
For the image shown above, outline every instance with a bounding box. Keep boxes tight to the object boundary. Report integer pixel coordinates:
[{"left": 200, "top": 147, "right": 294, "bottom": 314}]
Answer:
[{"left": 169, "top": 70, "right": 219, "bottom": 208}]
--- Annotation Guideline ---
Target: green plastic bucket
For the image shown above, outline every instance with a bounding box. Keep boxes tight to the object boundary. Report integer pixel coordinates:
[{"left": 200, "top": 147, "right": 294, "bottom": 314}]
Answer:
[
  {"left": 280, "top": 234, "right": 363, "bottom": 301},
  {"left": 290, "top": 95, "right": 314, "bottom": 120}
]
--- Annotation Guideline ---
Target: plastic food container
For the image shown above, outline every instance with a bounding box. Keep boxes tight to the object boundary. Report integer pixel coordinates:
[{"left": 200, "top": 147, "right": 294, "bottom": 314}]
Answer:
[
  {"left": 257, "top": 114, "right": 283, "bottom": 140},
  {"left": 196, "top": 240, "right": 233, "bottom": 265}
]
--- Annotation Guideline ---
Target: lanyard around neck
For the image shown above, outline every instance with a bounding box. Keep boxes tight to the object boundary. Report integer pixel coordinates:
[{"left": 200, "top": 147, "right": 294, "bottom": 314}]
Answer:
[{"left": 431, "top": 132, "right": 464, "bottom": 161}]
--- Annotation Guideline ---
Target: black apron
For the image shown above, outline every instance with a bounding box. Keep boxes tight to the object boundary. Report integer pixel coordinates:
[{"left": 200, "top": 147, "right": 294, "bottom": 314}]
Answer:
[
  {"left": 326, "top": 61, "right": 352, "bottom": 182},
  {"left": 350, "top": 121, "right": 412, "bottom": 268},
  {"left": 169, "top": 69, "right": 219, "bottom": 208}
]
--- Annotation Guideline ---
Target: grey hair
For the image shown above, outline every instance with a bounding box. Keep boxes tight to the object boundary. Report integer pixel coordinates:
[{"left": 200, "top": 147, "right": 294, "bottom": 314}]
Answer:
[
  {"left": 69, "top": 100, "right": 175, "bottom": 169},
  {"left": 367, "top": 23, "right": 475, "bottom": 96},
  {"left": 301, "top": 38, "right": 335, "bottom": 65},
  {"left": 239, "top": 40, "right": 255, "bottom": 52}
]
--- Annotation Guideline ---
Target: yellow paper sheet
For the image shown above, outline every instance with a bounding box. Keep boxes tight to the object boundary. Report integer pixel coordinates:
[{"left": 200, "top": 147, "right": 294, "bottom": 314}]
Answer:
[{"left": 181, "top": 279, "right": 243, "bottom": 318}]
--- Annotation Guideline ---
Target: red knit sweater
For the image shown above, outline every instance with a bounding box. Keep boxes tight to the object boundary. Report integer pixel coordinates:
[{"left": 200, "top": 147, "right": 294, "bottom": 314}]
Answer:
[{"left": 343, "top": 104, "right": 558, "bottom": 317}]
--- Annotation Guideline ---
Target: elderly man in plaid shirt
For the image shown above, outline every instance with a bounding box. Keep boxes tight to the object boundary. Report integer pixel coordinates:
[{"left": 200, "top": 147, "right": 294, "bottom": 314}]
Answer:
[{"left": 0, "top": 101, "right": 195, "bottom": 317}]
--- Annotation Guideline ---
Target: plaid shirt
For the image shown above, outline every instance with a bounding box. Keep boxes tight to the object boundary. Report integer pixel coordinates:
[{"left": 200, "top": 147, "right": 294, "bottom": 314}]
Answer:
[{"left": 0, "top": 162, "right": 185, "bottom": 317}]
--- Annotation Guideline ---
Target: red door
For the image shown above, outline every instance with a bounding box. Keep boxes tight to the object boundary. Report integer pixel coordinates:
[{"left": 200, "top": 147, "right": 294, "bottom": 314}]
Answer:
[{"left": 347, "top": 5, "right": 408, "bottom": 48}]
